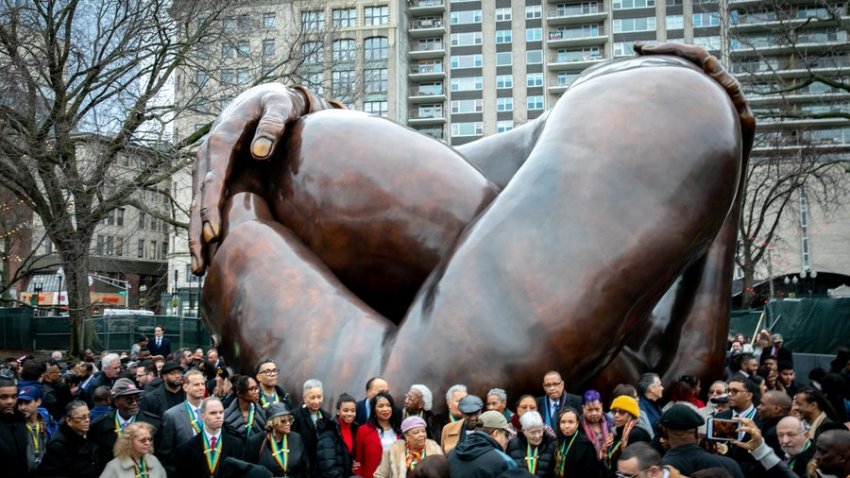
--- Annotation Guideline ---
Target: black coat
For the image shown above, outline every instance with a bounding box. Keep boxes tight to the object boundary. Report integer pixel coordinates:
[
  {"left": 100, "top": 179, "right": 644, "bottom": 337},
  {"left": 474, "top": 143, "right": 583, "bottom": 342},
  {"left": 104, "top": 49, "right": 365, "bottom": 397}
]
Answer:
[
  {"left": 36, "top": 423, "right": 102, "bottom": 478},
  {"left": 553, "top": 432, "right": 603, "bottom": 478},
  {"left": 41, "top": 381, "right": 72, "bottom": 421},
  {"left": 661, "top": 443, "right": 745, "bottom": 478},
  {"left": 223, "top": 400, "right": 266, "bottom": 440},
  {"left": 315, "top": 417, "right": 358, "bottom": 478},
  {"left": 507, "top": 432, "right": 557, "bottom": 477},
  {"left": 138, "top": 383, "right": 185, "bottom": 430},
  {"left": 0, "top": 411, "right": 30, "bottom": 477},
  {"left": 291, "top": 406, "right": 330, "bottom": 475},
  {"left": 89, "top": 410, "right": 158, "bottom": 467},
  {"left": 147, "top": 336, "right": 172, "bottom": 357},
  {"left": 175, "top": 429, "right": 244, "bottom": 478},
  {"left": 448, "top": 431, "right": 517, "bottom": 478},
  {"left": 246, "top": 431, "right": 310, "bottom": 478},
  {"left": 536, "top": 394, "right": 582, "bottom": 429},
  {"left": 714, "top": 409, "right": 767, "bottom": 478}
]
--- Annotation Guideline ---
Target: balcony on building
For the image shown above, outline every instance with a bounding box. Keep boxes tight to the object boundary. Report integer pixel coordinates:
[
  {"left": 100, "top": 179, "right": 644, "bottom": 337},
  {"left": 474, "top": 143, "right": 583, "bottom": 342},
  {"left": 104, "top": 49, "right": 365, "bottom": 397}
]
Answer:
[
  {"left": 410, "top": 39, "right": 445, "bottom": 59},
  {"left": 729, "top": 29, "right": 848, "bottom": 56},
  {"left": 547, "top": 24, "right": 606, "bottom": 48},
  {"left": 409, "top": 104, "right": 446, "bottom": 125},
  {"left": 408, "top": 83, "right": 447, "bottom": 103},
  {"left": 548, "top": 71, "right": 582, "bottom": 94},
  {"left": 547, "top": 2, "right": 607, "bottom": 27},
  {"left": 409, "top": 61, "right": 446, "bottom": 81},
  {"left": 409, "top": 0, "right": 445, "bottom": 16},
  {"left": 414, "top": 126, "right": 445, "bottom": 141},
  {"left": 548, "top": 47, "right": 606, "bottom": 71},
  {"left": 410, "top": 17, "right": 446, "bottom": 37}
]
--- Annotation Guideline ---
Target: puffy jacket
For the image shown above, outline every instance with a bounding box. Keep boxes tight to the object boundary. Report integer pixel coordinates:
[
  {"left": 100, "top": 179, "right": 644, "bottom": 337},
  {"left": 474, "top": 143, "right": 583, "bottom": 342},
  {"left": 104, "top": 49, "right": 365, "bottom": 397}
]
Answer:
[
  {"left": 315, "top": 417, "right": 358, "bottom": 478},
  {"left": 506, "top": 432, "right": 557, "bottom": 477},
  {"left": 36, "top": 423, "right": 102, "bottom": 478},
  {"left": 223, "top": 400, "right": 266, "bottom": 439},
  {"left": 448, "top": 431, "right": 516, "bottom": 478}
]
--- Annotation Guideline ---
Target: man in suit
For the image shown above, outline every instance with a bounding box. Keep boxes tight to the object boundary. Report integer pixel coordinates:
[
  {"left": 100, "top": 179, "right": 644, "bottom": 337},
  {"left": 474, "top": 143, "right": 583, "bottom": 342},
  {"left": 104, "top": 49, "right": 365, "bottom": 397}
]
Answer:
[
  {"left": 762, "top": 334, "right": 793, "bottom": 366},
  {"left": 175, "top": 396, "right": 243, "bottom": 478},
  {"left": 355, "top": 376, "right": 389, "bottom": 425},
  {"left": 147, "top": 325, "right": 172, "bottom": 357},
  {"left": 777, "top": 416, "right": 815, "bottom": 477},
  {"left": 159, "top": 369, "right": 207, "bottom": 473},
  {"left": 715, "top": 378, "right": 765, "bottom": 477},
  {"left": 535, "top": 370, "right": 581, "bottom": 429},
  {"left": 90, "top": 378, "right": 156, "bottom": 466}
]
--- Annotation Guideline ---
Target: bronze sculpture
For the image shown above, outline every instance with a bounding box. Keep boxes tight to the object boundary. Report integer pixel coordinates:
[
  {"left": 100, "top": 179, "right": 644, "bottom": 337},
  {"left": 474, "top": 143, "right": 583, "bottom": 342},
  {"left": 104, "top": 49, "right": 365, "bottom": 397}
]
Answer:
[{"left": 190, "top": 44, "right": 755, "bottom": 409}]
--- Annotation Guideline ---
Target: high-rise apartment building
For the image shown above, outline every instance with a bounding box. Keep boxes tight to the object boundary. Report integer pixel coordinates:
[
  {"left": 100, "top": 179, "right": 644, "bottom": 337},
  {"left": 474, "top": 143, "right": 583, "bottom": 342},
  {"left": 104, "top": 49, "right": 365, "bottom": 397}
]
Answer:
[{"left": 171, "top": 0, "right": 848, "bottom": 298}]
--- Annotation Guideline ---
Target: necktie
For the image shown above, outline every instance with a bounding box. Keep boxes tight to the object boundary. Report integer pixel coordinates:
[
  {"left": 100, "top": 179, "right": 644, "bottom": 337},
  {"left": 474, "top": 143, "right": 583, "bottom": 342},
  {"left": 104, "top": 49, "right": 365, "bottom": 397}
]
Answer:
[
  {"left": 210, "top": 436, "right": 217, "bottom": 448},
  {"left": 194, "top": 408, "right": 201, "bottom": 422},
  {"left": 157, "top": 338, "right": 161, "bottom": 347}
]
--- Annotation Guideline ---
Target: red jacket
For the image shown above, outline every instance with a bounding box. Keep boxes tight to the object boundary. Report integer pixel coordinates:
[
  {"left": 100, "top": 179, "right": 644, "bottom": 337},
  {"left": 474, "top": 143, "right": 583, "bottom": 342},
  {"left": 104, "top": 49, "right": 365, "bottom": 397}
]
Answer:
[{"left": 354, "top": 423, "right": 391, "bottom": 478}]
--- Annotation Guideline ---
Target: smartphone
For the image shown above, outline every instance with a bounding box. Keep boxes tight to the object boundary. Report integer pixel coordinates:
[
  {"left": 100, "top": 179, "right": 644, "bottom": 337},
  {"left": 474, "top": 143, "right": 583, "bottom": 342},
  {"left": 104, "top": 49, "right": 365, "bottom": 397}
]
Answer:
[{"left": 706, "top": 417, "right": 740, "bottom": 441}]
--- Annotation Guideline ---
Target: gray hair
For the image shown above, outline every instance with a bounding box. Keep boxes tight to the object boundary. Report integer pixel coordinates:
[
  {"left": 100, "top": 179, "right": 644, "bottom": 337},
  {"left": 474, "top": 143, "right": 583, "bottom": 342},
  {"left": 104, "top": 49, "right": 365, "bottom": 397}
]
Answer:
[
  {"left": 200, "top": 396, "right": 223, "bottom": 413},
  {"left": 637, "top": 373, "right": 659, "bottom": 395},
  {"left": 303, "top": 378, "right": 323, "bottom": 396},
  {"left": 487, "top": 388, "right": 507, "bottom": 404},
  {"left": 445, "top": 384, "right": 467, "bottom": 403},
  {"left": 519, "top": 410, "right": 544, "bottom": 429},
  {"left": 411, "top": 384, "right": 433, "bottom": 411},
  {"left": 778, "top": 415, "right": 805, "bottom": 433},
  {"left": 102, "top": 353, "right": 120, "bottom": 369}
]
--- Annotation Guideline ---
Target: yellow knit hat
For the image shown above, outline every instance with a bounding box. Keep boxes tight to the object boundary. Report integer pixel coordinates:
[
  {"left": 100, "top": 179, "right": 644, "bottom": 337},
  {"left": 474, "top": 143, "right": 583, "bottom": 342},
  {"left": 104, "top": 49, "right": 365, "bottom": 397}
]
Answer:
[{"left": 610, "top": 395, "right": 640, "bottom": 419}]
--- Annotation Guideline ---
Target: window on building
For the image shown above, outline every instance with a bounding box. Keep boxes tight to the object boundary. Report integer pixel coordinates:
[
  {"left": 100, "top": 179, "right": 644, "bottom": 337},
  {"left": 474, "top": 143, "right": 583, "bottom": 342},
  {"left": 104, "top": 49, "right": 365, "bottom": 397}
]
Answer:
[
  {"left": 496, "top": 51, "right": 512, "bottom": 66},
  {"left": 451, "top": 54, "right": 483, "bottom": 69},
  {"left": 417, "top": 38, "right": 442, "bottom": 51},
  {"left": 526, "top": 5, "right": 542, "bottom": 18},
  {"left": 613, "top": 0, "right": 655, "bottom": 9},
  {"left": 161, "top": 242, "right": 169, "bottom": 261},
  {"left": 364, "top": 101, "right": 388, "bottom": 116},
  {"left": 237, "top": 68, "right": 250, "bottom": 85},
  {"left": 333, "top": 8, "right": 356, "bottom": 27},
  {"left": 418, "top": 103, "right": 443, "bottom": 119},
  {"left": 527, "top": 72, "right": 543, "bottom": 87},
  {"left": 302, "top": 41, "right": 324, "bottom": 64},
  {"left": 263, "top": 12, "right": 276, "bottom": 29},
  {"left": 450, "top": 76, "right": 483, "bottom": 91},
  {"left": 496, "top": 74, "right": 513, "bottom": 89},
  {"left": 236, "top": 14, "right": 249, "bottom": 32},
  {"left": 497, "top": 120, "right": 514, "bottom": 133},
  {"left": 104, "top": 210, "right": 114, "bottom": 226},
  {"left": 526, "top": 50, "right": 543, "bottom": 64},
  {"left": 221, "top": 69, "right": 234, "bottom": 84},
  {"left": 138, "top": 212, "right": 145, "bottom": 229},
  {"left": 364, "top": 5, "right": 389, "bottom": 25},
  {"left": 223, "top": 17, "right": 236, "bottom": 32},
  {"left": 237, "top": 40, "right": 250, "bottom": 57},
  {"left": 450, "top": 99, "right": 483, "bottom": 114},
  {"left": 304, "top": 72, "right": 324, "bottom": 96},
  {"left": 302, "top": 10, "right": 324, "bottom": 30},
  {"left": 450, "top": 10, "right": 482, "bottom": 24},
  {"left": 364, "top": 36, "right": 388, "bottom": 60},
  {"left": 115, "top": 237, "right": 123, "bottom": 257},
  {"left": 149, "top": 241, "right": 156, "bottom": 260},
  {"left": 451, "top": 122, "right": 483, "bottom": 137},
  {"left": 106, "top": 236, "right": 114, "bottom": 256},
  {"left": 416, "top": 81, "right": 442, "bottom": 95},
  {"left": 451, "top": 32, "right": 482, "bottom": 46},
  {"left": 497, "top": 97, "right": 513, "bottom": 112},
  {"left": 613, "top": 41, "right": 637, "bottom": 57},
  {"left": 332, "top": 70, "right": 356, "bottom": 99},
  {"left": 613, "top": 17, "right": 657, "bottom": 33},
  {"left": 666, "top": 15, "right": 684, "bottom": 30},
  {"left": 495, "top": 8, "right": 511, "bottom": 21},
  {"left": 495, "top": 30, "right": 512, "bottom": 44},
  {"left": 364, "top": 68, "right": 388, "bottom": 93},
  {"left": 692, "top": 12, "right": 721, "bottom": 27},
  {"left": 332, "top": 39, "right": 356, "bottom": 62},
  {"left": 96, "top": 235, "right": 105, "bottom": 255},
  {"left": 221, "top": 41, "right": 235, "bottom": 59},
  {"left": 528, "top": 95, "right": 544, "bottom": 110},
  {"left": 526, "top": 27, "right": 542, "bottom": 41},
  {"left": 195, "top": 70, "right": 208, "bottom": 86},
  {"left": 116, "top": 208, "right": 125, "bottom": 226},
  {"left": 262, "top": 39, "right": 275, "bottom": 56},
  {"left": 137, "top": 239, "right": 144, "bottom": 258}
]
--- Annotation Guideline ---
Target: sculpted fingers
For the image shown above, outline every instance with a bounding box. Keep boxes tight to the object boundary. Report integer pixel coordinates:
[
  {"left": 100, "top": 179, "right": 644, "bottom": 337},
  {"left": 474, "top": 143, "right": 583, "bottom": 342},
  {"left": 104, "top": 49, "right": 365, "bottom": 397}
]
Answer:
[{"left": 189, "top": 142, "right": 208, "bottom": 274}]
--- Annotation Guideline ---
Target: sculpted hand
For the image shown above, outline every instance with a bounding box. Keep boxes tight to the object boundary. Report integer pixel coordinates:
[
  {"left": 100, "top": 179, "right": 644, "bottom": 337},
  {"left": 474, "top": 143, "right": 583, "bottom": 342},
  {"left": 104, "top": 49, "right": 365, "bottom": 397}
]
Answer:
[{"left": 189, "top": 84, "right": 341, "bottom": 274}]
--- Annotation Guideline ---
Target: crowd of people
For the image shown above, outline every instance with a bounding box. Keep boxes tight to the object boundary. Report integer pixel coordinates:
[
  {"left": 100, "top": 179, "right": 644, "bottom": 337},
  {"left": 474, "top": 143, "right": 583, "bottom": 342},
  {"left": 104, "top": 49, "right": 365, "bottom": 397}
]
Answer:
[{"left": 0, "top": 325, "right": 849, "bottom": 478}]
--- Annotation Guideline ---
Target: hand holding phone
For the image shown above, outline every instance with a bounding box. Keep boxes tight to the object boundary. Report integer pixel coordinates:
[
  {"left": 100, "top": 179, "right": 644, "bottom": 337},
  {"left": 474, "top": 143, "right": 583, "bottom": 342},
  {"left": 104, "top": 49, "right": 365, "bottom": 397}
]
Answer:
[{"left": 706, "top": 417, "right": 740, "bottom": 441}]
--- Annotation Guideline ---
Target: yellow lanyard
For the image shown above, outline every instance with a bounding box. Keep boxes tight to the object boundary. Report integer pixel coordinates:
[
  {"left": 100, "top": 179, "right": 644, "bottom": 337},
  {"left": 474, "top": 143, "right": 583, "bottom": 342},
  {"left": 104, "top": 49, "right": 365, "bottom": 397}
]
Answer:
[
  {"left": 270, "top": 435, "right": 289, "bottom": 473},
  {"left": 203, "top": 433, "right": 222, "bottom": 475},
  {"left": 526, "top": 443, "right": 539, "bottom": 475},
  {"left": 26, "top": 421, "right": 41, "bottom": 454}
]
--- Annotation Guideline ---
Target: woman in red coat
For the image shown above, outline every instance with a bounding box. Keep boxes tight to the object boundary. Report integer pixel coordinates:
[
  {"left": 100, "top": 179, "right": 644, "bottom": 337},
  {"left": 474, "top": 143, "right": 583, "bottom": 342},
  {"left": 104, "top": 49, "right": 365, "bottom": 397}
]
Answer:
[{"left": 354, "top": 391, "right": 402, "bottom": 478}]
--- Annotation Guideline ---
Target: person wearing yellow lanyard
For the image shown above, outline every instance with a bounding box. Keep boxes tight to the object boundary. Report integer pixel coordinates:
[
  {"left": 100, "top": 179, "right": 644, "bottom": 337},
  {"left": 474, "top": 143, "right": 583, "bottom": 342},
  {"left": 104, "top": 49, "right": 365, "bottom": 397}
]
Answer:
[
  {"left": 224, "top": 375, "right": 267, "bottom": 438},
  {"left": 100, "top": 422, "right": 166, "bottom": 478},
  {"left": 777, "top": 416, "right": 816, "bottom": 477},
  {"left": 255, "top": 359, "right": 292, "bottom": 410},
  {"left": 374, "top": 416, "right": 443, "bottom": 478},
  {"left": 506, "top": 411, "right": 557, "bottom": 477},
  {"left": 175, "top": 397, "right": 245, "bottom": 478},
  {"left": 605, "top": 395, "right": 651, "bottom": 472},
  {"left": 553, "top": 407, "right": 603, "bottom": 477},
  {"left": 90, "top": 378, "right": 150, "bottom": 467},
  {"left": 16, "top": 384, "right": 55, "bottom": 473},
  {"left": 247, "top": 402, "right": 309, "bottom": 477}
]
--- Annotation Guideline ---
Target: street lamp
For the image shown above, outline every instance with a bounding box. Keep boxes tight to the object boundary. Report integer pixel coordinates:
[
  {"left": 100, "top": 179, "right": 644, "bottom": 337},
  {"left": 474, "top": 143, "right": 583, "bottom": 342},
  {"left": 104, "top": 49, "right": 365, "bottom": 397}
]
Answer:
[
  {"left": 799, "top": 269, "right": 817, "bottom": 297},
  {"left": 56, "top": 267, "right": 64, "bottom": 310}
]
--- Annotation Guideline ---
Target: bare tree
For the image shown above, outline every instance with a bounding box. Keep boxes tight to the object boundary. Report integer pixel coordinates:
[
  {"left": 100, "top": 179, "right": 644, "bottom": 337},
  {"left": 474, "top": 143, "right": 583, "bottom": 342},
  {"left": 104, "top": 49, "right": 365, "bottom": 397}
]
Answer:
[{"left": 0, "top": 0, "right": 242, "bottom": 354}]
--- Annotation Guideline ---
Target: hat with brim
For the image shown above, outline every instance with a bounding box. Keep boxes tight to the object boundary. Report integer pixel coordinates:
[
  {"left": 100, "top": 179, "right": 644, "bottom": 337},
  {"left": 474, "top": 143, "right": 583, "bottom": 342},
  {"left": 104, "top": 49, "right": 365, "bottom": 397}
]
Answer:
[
  {"left": 479, "top": 410, "right": 510, "bottom": 430},
  {"left": 458, "top": 394, "right": 484, "bottom": 414},
  {"left": 160, "top": 362, "right": 182, "bottom": 375},
  {"left": 17, "top": 384, "right": 41, "bottom": 402},
  {"left": 111, "top": 378, "right": 143, "bottom": 397},
  {"left": 267, "top": 403, "right": 292, "bottom": 420}
]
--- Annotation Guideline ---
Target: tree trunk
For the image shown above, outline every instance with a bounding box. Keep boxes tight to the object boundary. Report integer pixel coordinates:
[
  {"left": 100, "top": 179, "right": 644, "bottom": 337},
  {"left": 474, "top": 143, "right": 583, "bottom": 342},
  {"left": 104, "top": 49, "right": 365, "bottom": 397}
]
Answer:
[{"left": 740, "top": 261, "right": 756, "bottom": 309}]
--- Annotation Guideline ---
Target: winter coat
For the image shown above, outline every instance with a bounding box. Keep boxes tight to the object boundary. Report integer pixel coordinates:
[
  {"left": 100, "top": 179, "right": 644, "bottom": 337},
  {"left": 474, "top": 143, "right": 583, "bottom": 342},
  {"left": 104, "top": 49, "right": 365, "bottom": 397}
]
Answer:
[
  {"left": 506, "top": 432, "right": 557, "bottom": 477},
  {"left": 448, "top": 431, "right": 517, "bottom": 478},
  {"left": 315, "top": 417, "right": 358, "bottom": 478}
]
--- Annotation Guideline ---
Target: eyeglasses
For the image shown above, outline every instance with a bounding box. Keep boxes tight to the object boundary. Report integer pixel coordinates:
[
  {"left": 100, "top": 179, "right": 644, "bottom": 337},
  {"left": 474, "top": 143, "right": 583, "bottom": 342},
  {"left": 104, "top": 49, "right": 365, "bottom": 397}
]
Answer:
[
  {"left": 258, "top": 368, "right": 279, "bottom": 375},
  {"left": 136, "top": 437, "right": 153, "bottom": 443},
  {"left": 727, "top": 388, "right": 747, "bottom": 396},
  {"left": 277, "top": 417, "right": 294, "bottom": 425},
  {"left": 616, "top": 469, "right": 649, "bottom": 478},
  {"left": 708, "top": 389, "right": 727, "bottom": 396},
  {"left": 70, "top": 414, "right": 91, "bottom": 421},
  {"left": 543, "top": 381, "right": 563, "bottom": 389},
  {"left": 612, "top": 409, "right": 631, "bottom": 416}
]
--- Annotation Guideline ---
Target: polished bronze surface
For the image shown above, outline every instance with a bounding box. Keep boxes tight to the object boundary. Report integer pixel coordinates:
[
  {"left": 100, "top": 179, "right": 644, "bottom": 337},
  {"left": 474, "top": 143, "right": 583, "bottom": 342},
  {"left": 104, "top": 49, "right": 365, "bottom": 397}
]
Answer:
[{"left": 191, "top": 45, "right": 755, "bottom": 409}]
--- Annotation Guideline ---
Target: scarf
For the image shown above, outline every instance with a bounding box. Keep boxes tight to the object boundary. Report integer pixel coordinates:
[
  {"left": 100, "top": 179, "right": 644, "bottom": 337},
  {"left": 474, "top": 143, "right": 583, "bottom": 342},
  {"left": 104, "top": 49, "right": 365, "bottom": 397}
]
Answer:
[
  {"left": 581, "top": 416, "right": 609, "bottom": 460},
  {"left": 405, "top": 443, "right": 426, "bottom": 470},
  {"left": 339, "top": 418, "right": 354, "bottom": 453}
]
